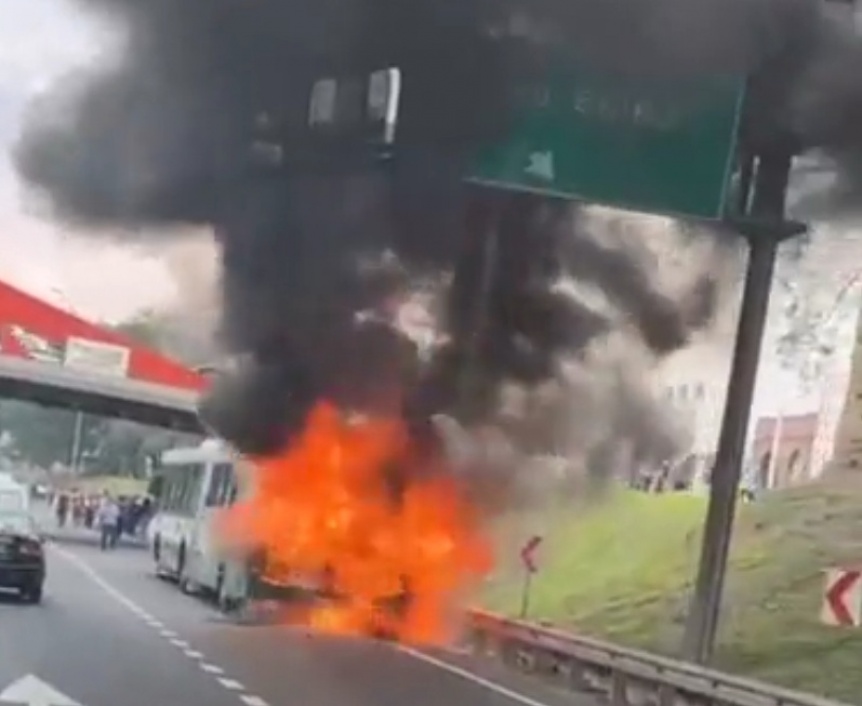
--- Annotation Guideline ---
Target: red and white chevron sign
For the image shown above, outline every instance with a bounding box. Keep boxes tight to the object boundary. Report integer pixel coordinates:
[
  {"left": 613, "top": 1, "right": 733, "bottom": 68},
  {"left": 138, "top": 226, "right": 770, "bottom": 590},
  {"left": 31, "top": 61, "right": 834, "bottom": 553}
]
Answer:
[{"left": 821, "top": 568, "right": 862, "bottom": 626}]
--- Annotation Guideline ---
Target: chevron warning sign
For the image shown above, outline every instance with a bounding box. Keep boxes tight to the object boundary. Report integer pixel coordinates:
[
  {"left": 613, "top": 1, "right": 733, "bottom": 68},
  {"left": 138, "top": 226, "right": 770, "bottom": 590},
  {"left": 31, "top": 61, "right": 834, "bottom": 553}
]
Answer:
[{"left": 821, "top": 568, "right": 862, "bottom": 626}]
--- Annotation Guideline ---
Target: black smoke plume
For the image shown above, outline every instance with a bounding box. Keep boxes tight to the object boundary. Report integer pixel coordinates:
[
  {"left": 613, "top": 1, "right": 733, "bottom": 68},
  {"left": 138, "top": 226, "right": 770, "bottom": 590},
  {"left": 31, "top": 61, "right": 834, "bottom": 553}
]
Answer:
[{"left": 13, "top": 0, "right": 862, "bottom": 464}]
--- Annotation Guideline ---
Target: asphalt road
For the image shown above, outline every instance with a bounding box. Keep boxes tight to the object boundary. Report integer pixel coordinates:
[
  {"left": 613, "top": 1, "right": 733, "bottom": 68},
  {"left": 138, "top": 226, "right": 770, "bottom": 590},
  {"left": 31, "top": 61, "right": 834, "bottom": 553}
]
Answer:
[{"left": 0, "top": 525, "right": 599, "bottom": 706}]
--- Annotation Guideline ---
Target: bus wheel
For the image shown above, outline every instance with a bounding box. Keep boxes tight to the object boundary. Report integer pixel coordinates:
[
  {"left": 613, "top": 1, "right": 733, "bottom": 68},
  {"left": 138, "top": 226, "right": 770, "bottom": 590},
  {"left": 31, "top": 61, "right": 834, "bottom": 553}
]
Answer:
[
  {"left": 216, "top": 565, "right": 237, "bottom": 613},
  {"left": 153, "top": 536, "right": 167, "bottom": 579},
  {"left": 177, "top": 544, "right": 192, "bottom": 593},
  {"left": 215, "top": 564, "right": 226, "bottom": 605}
]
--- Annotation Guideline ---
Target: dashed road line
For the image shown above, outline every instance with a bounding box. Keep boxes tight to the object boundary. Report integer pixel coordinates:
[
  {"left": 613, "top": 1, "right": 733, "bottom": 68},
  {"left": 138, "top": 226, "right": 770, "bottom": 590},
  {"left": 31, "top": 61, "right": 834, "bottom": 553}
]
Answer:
[
  {"left": 51, "top": 545, "right": 274, "bottom": 706},
  {"left": 53, "top": 544, "right": 545, "bottom": 706},
  {"left": 218, "top": 679, "right": 245, "bottom": 691},
  {"left": 240, "top": 696, "right": 270, "bottom": 706}
]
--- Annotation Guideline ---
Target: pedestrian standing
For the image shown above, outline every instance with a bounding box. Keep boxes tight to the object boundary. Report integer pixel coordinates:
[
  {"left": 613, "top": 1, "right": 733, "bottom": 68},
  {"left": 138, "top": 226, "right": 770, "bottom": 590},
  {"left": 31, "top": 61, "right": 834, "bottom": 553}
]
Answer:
[{"left": 96, "top": 496, "right": 120, "bottom": 550}]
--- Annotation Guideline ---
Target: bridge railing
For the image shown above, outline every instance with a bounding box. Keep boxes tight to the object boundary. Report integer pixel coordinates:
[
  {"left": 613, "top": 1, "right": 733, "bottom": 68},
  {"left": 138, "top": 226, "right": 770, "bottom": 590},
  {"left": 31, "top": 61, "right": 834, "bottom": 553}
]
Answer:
[{"left": 464, "top": 609, "right": 850, "bottom": 706}]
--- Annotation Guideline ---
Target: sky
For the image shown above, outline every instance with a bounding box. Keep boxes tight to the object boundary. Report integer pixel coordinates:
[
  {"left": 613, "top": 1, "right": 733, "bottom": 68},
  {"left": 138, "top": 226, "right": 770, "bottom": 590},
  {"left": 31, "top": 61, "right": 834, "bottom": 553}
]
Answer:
[
  {"left": 0, "top": 0, "right": 198, "bottom": 323},
  {"left": 2, "top": 0, "right": 861, "bottom": 425}
]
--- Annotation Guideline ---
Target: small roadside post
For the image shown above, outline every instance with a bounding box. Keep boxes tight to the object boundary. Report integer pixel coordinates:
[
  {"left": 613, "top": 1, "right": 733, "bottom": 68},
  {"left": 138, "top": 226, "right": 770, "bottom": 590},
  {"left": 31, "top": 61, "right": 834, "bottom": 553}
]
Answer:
[{"left": 519, "top": 534, "right": 543, "bottom": 618}]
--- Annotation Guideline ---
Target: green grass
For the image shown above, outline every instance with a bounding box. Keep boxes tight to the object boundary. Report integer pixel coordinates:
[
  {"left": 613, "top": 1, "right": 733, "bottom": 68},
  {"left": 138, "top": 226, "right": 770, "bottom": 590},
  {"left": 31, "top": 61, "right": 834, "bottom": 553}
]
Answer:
[
  {"left": 482, "top": 478, "right": 862, "bottom": 704},
  {"left": 66, "top": 476, "right": 149, "bottom": 497}
]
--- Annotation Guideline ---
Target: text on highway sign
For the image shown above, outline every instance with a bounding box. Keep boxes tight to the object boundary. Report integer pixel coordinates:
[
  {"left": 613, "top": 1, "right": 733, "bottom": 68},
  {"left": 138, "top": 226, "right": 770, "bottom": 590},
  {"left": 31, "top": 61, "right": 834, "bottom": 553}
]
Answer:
[{"left": 468, "top": 66, "right": 745, "bottom": 220}]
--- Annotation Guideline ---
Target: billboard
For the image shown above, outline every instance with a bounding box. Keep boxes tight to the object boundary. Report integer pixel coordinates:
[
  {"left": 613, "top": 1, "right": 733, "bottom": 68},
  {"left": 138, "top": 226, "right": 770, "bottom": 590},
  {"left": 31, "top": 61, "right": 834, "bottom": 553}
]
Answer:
[{"left": 0, "top": 280, "right": 205, "bottom": 392}]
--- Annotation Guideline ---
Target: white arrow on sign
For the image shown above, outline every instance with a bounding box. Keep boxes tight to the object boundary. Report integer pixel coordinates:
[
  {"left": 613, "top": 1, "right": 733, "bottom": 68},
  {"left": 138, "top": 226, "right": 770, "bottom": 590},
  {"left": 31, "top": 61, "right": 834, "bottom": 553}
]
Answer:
[
  {"left": 0, "top": 675, "right": 81, "bottom": 706},
  {"left": 525, "top": 151, "right": 555, "bottom": 181}
]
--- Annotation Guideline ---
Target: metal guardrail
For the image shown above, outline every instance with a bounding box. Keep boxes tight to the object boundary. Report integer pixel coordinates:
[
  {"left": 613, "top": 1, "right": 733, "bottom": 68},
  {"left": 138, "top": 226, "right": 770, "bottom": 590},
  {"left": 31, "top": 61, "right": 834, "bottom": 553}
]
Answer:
[{"left": 465, "top": 610, "right": 853, "bottom": 706}]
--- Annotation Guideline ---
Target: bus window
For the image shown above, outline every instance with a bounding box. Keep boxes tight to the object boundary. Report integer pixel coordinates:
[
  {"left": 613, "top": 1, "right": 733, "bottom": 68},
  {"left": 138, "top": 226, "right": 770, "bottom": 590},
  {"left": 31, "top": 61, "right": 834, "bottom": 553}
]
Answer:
[
  {"left": 163, "top": 472, "right": 182, "bottom": 511},
  {"left": 161, "top": 463, "right": 204, "bottom": 515},
  {"left": 206, "top": 463, "right": 233, "bottom": 508},
  {"left": 217, "top": 464, "right": 235, "bottom": 506},
  {"left": 147, "top": 475, "right": 164, "bottom": 502},
  {"left": 180, "top": 464, "right": 204, "bottom": 515}
]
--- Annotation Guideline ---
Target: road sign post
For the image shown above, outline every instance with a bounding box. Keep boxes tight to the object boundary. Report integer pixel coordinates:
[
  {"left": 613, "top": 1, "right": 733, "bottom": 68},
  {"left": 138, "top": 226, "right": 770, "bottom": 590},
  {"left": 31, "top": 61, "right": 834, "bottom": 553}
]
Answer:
[
  {"left": 519, "top": 535, "right": 542, "bottom": 618},
  {"left": 458, "top": 61, "right": 787, "bottom": 661},
  {"left": 821, "top": 568, "right": 862, "bottom": 626},
  {"left": 468, "top": 67, "right": 745, "bottom": 220},
  {"left": 681, "top": 151, "right": 806, "bottom": 664}
]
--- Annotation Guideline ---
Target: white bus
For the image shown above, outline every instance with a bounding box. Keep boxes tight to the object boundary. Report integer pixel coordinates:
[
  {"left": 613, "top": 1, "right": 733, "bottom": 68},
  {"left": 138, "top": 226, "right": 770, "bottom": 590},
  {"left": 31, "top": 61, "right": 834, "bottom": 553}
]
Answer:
[{"left": 149, "top": 439, "right": 244, "bottom": 603}]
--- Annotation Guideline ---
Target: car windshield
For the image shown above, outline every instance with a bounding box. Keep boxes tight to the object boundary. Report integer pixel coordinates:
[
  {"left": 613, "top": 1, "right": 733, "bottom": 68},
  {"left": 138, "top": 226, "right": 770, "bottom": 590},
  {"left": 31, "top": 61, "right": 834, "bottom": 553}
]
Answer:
[{"left": 0, "top": 512, "right": 35, "bottom": 536}]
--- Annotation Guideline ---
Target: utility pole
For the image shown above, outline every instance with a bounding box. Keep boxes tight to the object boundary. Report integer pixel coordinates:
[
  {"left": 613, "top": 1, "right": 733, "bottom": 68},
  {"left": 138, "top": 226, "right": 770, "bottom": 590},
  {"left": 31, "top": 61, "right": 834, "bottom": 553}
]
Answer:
[
  {"left": 69, "top": 411, "right": 84, "bottom": 474},
  {"left": 682, "top": 150, "right": 805, "bottom": 664}
]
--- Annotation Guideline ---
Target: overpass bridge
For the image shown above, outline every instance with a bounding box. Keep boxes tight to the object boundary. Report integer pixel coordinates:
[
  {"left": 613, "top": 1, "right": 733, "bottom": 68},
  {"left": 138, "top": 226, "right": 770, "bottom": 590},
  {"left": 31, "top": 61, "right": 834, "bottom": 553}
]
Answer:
[
  {"left": 0, "top": 354, "right": 203, "bottom": 433},
  {"left": 0, "top": 279, "right": 207, "bottom": 434}
]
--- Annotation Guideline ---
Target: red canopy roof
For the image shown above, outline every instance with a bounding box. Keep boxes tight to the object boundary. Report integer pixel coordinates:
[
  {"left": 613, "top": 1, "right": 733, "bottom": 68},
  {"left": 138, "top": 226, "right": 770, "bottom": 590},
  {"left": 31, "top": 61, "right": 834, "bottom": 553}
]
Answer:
[{"left": 0, "top": 280, "right": 205, "bottom": 393}]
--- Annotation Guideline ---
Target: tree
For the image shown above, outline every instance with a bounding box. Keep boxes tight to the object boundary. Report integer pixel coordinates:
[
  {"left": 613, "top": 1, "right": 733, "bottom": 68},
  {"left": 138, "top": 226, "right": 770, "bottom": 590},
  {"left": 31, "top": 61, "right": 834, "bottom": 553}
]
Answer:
[
  {"left": 0, "top": 400, "right": 79, "bottom": 468},
  {"left": 112, "top": 309, "right": 217, "bottom": 367},
  {"left": 773, "top": 264, "right": 861, "bottom": 391},
  {"left": 113, "top": 311, "right": 167, "bottom": 350},
  {"left": 770, "top": 224, "right": 862, "bottom": 391},
  {"left": 83, "top": 419, "right": 197, "bottom": 477}
]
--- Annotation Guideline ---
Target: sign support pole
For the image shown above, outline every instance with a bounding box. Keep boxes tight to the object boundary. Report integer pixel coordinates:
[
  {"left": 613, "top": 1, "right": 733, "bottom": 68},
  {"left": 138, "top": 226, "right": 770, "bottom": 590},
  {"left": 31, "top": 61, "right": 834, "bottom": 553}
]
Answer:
[
  {"left": 520, "top": 571, "right": 533, "bottom": 618},
  {"left": 682, "top": 151, "right": 805, "bottom": 664},
  {"left": 518, "top": 534, "right": 542, "bottom": 618}
]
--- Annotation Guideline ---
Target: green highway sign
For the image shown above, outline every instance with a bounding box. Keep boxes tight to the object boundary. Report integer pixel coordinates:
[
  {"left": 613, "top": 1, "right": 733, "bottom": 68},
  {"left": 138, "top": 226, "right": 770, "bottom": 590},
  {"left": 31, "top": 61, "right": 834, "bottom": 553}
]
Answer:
[{"left": 468, "top": 68, "right": 746, "bottom": 220}]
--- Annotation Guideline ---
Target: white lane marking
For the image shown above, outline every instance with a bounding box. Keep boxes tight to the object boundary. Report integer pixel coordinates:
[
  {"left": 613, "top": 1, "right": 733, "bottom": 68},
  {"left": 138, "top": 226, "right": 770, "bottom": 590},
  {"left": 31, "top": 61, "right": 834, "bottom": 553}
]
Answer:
[
  {"left": 53, "top": 545, "right": 138, "bottom": 607},
  {"left": 399, "top": 646, "right": 553, "bottom": 706},
  {"left": 240, "top": 696, "right": 269, "bottom": 706},
  {"left": 171, "top": 639, "right": 190, "bottom": 649},
  {"left": 218, "top": 678, "right": 245, "bottom": 691},
  {"left": 51, "top": 546, "right": 241, "bottom": 700}
]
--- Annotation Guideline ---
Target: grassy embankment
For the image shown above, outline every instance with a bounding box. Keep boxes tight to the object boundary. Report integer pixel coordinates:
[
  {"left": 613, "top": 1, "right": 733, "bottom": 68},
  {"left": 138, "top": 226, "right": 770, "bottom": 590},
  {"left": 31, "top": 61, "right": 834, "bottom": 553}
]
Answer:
[{"left": 483, "top": 478, "right": 862, "bottom": 703}]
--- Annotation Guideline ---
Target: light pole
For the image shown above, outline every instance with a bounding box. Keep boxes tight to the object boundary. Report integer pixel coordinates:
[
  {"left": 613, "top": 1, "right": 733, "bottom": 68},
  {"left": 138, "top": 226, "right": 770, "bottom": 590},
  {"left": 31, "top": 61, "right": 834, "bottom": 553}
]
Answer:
[
  {"left": 69, "top": 409, "right": 84, "bottom": 474},
  {"left": 50, "top": 287, "right": 88, "bottom": 475}
]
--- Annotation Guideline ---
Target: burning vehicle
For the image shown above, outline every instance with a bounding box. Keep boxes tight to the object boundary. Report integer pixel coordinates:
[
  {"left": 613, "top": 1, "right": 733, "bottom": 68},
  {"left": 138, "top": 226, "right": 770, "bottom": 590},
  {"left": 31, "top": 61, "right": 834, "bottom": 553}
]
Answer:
[{"left": 16, "top": 0, "right": 862, "bottom": 646}]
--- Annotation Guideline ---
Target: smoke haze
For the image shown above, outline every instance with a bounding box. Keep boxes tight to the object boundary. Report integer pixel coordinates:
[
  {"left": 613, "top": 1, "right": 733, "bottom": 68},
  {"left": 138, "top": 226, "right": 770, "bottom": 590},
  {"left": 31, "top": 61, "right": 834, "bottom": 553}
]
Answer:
[{"left": 12, "top": 0, "right": 862, "bottom": 480}]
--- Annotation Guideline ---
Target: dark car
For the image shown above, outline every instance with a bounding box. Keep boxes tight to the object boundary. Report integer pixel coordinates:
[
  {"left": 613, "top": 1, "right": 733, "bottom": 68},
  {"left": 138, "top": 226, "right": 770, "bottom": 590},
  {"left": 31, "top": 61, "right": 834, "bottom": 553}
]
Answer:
[{"left": 0, "top": 512, "right": 45, "bottom": 603}]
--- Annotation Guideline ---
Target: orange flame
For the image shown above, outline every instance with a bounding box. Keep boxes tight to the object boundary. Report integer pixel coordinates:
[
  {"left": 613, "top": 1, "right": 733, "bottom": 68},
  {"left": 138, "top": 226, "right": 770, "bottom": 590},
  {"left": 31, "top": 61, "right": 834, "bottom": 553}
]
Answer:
[{"left": 220, "top": 401, "right": 493, "bottom": 644}]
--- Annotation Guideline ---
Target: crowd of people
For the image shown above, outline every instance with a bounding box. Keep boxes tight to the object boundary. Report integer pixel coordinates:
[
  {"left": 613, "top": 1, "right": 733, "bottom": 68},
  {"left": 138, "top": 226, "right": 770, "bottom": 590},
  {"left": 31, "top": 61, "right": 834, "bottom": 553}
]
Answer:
[{"left": 51, "top": 491, "right": 153, "bottom": 550}]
